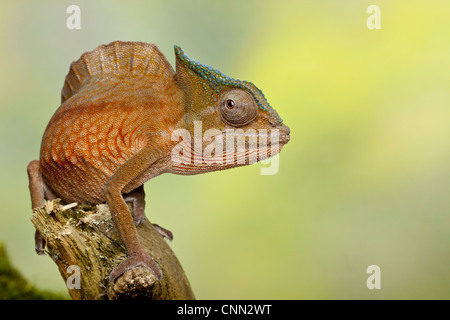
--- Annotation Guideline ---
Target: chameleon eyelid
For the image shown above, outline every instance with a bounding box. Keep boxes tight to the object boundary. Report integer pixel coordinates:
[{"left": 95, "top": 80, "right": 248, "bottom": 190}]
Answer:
[{"left": 219, "top": 89, "right": 258, "bottom": 127}]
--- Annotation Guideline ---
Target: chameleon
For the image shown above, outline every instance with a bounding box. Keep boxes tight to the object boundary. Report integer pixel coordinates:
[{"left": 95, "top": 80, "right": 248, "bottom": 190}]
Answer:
[{"left": 27, "top": 41, "right": 290, "bottom": 282}]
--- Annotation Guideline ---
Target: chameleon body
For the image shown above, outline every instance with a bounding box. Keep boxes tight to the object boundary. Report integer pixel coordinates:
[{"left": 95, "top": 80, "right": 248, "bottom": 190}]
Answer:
[{"left": 27, "top": 41, "right": 290, "bottom": 282}]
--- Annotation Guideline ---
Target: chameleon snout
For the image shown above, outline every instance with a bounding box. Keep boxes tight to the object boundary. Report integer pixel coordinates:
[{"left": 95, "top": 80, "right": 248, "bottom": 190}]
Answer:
[{"left": 278, "top": 123, "right": 290, "bottom": 144}]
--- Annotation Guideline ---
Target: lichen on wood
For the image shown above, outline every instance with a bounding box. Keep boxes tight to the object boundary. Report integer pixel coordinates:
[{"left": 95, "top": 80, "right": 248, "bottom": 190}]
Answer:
[{"left": 31, "top": 199, "right": 195, "bottom": 300}]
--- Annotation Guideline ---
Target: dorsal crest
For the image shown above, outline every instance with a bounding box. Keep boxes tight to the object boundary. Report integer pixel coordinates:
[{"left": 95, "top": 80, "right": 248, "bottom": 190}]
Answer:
[{"left": 61, "top": 41, "right": 174, "bottom": 103}]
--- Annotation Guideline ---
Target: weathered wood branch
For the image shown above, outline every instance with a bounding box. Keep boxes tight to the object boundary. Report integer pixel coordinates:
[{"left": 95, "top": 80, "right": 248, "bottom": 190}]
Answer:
[{"left": 31, "top": 199, "right": 195, "bottom": 300}]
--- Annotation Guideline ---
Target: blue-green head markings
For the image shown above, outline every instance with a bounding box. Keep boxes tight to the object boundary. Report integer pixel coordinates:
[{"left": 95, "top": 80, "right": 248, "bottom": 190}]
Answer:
[{"left": 174, "top": 46, "right": 283, "bottom": 124}]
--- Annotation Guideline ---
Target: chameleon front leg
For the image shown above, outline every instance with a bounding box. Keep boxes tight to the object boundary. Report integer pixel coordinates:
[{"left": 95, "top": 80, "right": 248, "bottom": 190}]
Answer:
[
  {"left": 105, "top": 144, "right": 164, "bottom": 282},
  {"left": 27, "top": 160, "right": 58, "bottom": 255},
  {"left": 123, "top": 185, "right": 174, "bottom": 241}
]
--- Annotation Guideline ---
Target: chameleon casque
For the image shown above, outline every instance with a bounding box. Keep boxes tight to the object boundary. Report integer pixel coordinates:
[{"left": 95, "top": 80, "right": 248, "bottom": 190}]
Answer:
[{"left": 27, "top": 41, "right": 290, "bottom": 282}]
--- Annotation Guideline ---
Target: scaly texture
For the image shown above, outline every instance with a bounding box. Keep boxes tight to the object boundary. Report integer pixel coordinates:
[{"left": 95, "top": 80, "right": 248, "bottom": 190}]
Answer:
[
  {"left": 28, "top": 41, "right": 290, "bottom": 292},
  {"left": 41, "top": 41, "right": 183, "bottom": 204},
  {"left": 174, "top": 46, "right": 283, "bottom": 122}
]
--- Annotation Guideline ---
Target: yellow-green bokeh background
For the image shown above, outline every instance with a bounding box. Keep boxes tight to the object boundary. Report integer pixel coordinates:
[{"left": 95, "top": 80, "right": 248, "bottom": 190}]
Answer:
[{"left": 1, "top": 0, "right": 449, "bottom": 299}]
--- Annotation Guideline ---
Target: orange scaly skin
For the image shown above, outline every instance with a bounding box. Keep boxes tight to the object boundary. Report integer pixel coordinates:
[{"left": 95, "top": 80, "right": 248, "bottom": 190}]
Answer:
[
  {"left": 27, "top": 41, "right": 290, "bottom": 282},
  {"left": 41, "top": 72, "right": 183, "bottom": 204}
]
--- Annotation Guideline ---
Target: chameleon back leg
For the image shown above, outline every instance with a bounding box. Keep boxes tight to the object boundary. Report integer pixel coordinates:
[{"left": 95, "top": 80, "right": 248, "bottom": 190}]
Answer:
[{"left": 27, "top": 160, "right": 58, "bottom": 255}]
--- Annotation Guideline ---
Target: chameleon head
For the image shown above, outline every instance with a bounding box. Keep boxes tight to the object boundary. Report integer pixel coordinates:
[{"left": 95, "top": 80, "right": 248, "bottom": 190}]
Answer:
[{"left": 174, "top": 46, "right": 290, "bottom": 168}]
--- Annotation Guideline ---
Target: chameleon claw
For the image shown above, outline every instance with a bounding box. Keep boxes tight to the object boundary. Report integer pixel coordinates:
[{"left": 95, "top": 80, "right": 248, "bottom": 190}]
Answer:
[
  {"left": 152, "top": 224, "right": 173, "bottom": 242},
  {"left": 109, "top": 250, "right": 162, "bottom": 282},
  {"left": 133, "top": 213, "right": 146, "bottom": 227},
  {"left": 35, "top": 230, "right": 46, "bottom": 256}
]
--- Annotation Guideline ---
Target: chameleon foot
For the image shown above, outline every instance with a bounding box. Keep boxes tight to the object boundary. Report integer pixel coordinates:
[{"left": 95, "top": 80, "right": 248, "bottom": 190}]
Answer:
[
  {"left": 109, "top": 250, "right": 162, "bottom": 282},
  {"left": 153, "top": 223, "right": 173, "bottom": 242},
  {"left": 133, "top": 212, "right": 146, "bottom": 226},
  {"left": 131, "top": 212, "right": 173, "bottom": 241},
  {"left": 35, "top": 230, "right": 46, "bottom": 255}
]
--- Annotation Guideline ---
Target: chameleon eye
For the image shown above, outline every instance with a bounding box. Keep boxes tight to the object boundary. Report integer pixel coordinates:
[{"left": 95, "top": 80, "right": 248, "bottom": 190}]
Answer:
[{"left": 219, "top": 89, "right": 258, "bottom": 127}]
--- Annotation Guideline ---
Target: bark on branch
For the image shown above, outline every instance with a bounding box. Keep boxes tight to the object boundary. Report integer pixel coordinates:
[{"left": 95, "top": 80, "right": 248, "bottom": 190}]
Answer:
[{"left": 31, "top": 199, "right": 195, "bottom": 300}]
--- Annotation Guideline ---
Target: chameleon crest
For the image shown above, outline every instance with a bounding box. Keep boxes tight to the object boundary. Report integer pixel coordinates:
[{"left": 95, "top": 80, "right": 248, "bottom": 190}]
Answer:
[
  {"left": 174, "top": 46, "right": 288, "bottom": 137},
  {"left": 174, "top": 46, "right": 283, "bottom": 122}
]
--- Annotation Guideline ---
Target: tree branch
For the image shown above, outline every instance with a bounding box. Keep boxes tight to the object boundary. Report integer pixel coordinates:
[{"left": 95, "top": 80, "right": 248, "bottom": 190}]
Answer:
[{"left": 31, "top": 199, "right": 195, "bottom": 300}]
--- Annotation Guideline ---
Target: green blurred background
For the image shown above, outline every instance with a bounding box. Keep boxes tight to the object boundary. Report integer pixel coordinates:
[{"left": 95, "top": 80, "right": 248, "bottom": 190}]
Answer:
[{"left": 0, "top": 0, "right": 449, "bottom": 299}]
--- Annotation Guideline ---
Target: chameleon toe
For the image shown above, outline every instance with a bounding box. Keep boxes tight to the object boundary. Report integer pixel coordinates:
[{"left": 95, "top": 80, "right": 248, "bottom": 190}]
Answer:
[
  {"left": 152, "top": 223, "right": 174, "bottom": 242},
  {"left": 34, "top": 230, "right": 46, "bottom": 255},
  {"left": 109, "top": 250, "right": 162, "bottom": 282}
]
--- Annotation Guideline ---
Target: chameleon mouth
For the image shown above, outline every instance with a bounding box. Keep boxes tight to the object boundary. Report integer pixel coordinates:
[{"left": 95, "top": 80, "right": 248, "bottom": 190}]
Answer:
[
  {"left": 213, "top": 126, "right": 290, "bottom": 147},
  {"left": 278, "top": 124, "right": 290, "bottom": 144},
  {"left": 279, "top": 133, "right": 290, "bottom": 145},
  {"left": 212, "top": 128, "right": 289, "bottom": 159},
  {"left": 169, "top": 125, "right": 290, "bottom": 170}
]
